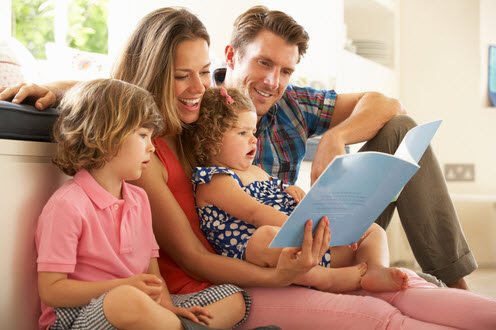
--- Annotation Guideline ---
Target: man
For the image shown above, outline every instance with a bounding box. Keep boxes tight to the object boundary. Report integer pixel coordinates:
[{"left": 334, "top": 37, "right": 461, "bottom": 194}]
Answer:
[{"left": 214, "top": 5, "right": 476, "bottom": 289}]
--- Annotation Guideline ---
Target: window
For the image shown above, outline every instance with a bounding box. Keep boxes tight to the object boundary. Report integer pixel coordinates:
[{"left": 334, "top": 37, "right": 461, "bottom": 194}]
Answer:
[{"left": 11, "top": 0, "right": 108, "bottom": 59}]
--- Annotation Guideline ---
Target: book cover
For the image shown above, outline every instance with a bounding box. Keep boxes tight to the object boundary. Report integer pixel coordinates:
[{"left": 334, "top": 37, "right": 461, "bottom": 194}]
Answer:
[{"left": 269, "top": 120, "right": 442, "bottom": 248}]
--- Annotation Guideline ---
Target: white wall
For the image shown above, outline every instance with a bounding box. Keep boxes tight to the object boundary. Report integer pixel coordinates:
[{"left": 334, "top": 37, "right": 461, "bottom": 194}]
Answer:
[{"left": 399, "top": 0, "right": 496, "bottom": 195}]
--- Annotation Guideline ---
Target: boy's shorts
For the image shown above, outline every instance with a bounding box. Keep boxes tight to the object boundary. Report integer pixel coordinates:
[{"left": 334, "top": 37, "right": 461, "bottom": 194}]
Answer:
[
  {"left": 50, "top": 284, "right": 250, "bottom": 329},
  {"left": 51, "top": 292, "right": 115, "bottom": 330}
]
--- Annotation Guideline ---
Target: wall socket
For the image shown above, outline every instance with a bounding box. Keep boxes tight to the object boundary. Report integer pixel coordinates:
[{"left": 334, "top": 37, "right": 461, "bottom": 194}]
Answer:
[{"left": 444, "top": 163, "right": 475, "bottom": 181}]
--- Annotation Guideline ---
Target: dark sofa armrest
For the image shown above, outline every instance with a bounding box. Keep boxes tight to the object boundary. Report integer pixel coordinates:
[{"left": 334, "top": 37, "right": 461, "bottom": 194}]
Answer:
[{"left": 0, "top": 100, "right": 59, "bottom": 142}]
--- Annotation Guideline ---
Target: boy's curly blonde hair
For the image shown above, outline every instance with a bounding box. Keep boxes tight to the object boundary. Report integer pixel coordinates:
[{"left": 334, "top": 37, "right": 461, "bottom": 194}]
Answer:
[
  {"left": 184, "top": 87, "right": 255, "bottom": 167},
  {"left": 53, "top": 78, "right": 163, "bottom": 176}
]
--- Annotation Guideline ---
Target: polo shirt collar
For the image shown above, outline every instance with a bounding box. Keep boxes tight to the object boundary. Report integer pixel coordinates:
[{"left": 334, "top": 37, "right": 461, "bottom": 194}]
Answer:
[{"left": 74, "top": 169, "right": 137, "bottom": 210}]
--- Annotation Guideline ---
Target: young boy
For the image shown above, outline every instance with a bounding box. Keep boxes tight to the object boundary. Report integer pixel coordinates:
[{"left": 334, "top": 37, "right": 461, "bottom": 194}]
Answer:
[{"left": 35, "top": 78, "right": 215, "bottom": 330}]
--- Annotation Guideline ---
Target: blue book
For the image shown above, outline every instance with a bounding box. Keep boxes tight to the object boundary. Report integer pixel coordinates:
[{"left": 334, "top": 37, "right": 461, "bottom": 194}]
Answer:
[{"left": 269, "top": 120, "right": 442, "bottom": 248}]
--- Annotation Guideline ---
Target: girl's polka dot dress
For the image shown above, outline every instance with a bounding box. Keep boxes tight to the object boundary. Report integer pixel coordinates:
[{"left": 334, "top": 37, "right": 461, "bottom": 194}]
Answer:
[{"left": 192, "top": 166, "right": 330, "bottom": 267}]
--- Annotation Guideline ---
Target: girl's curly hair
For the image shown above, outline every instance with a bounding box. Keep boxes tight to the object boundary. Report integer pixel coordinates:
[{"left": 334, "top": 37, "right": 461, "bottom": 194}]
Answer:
[
  {"left": 52, "top": 78, "right": 163, "bottom": 176},
  {"left": 183, "top": 87, "right": 255, "bottom": 167}
]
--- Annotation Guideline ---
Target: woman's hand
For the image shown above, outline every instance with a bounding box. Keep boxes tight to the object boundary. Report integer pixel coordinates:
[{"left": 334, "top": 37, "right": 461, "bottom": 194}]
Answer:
[
  {"left": 171, "top": 306, "right": 213, "bottom": 325},
  {"left": 275, "top": 216, "right": 330, "bottom": 285},
  {"left": 0, "top": 83, "right": 57, "bottom": 110},
  {"left": 283, "top": 185, "right": 306, "bottom": 204}
]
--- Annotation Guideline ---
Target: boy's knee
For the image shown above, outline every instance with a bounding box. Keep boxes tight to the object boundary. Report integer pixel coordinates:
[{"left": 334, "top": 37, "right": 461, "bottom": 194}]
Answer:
[
  {"left": 104, "top": 285, "right": 151, "bottom": 325},
  {"left": 229, "top": 292, "right": 247, "bottom": 324}
]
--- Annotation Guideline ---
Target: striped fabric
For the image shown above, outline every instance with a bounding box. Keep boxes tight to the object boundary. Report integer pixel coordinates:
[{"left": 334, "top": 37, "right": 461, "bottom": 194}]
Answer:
[{"left": 214, "top": 68, "right": 337, "bottom": 185}]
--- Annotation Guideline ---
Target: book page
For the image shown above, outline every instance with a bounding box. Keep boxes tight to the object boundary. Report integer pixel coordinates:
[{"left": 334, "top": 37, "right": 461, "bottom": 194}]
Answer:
[
  {"left": 394, "top": 120, "right": 442, "bottom": 163},
  {"left": 270, "top": 120, "right": 442, "bottom": 248},
  {"left": 271, "top": 152, "right": 419, "bottom": 247}
]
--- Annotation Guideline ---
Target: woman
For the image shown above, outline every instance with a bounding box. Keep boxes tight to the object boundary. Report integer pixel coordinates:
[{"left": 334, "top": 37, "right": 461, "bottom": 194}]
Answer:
[
  {"left": 2, "top": 7, "right": 496, "bottom": 330},
  {"left": 1, "top": 7, "right": 328, "bottom": 330}
]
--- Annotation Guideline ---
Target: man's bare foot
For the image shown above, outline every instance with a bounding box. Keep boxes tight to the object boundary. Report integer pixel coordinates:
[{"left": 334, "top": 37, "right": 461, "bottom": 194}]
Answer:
[
  {"left": 447, "top": 278, "right": 469, "bottom": 290},
  {"left": 360, "top": 267, "right": 408, "bottom": 292}
]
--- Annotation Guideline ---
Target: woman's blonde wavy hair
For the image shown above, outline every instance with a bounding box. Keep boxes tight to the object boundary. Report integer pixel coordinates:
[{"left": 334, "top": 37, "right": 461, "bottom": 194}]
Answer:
[
  {"left": 52, "top": 78, "right": 163, "bottom": 176},
  {"left": 184, "top": 87, "right": 255, "bottom": 168},
  {"left": 111, "top": 7, "right": 210, "bottom": 136}
]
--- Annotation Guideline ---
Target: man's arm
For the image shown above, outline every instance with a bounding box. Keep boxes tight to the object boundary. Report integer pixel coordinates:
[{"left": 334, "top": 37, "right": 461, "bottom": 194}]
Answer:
[
  {"left": 311, "top": 92, "right": 407, "bottom": 184},
  {"left": 0, "top": 80, "right": 79, "bottom": 109}
]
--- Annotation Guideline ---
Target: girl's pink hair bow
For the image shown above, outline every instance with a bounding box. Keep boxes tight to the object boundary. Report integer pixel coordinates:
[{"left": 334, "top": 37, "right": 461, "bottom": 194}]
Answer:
[{"left": 220, "top": 87, "right": 234, "bottom": 105}]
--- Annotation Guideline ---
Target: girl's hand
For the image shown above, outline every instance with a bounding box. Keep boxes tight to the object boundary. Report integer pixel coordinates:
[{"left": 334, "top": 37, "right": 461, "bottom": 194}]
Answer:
[
  {"left": 124, "top": 274, "right": 163, "bottom": 301},
  {"left": 284, "top": 185, "right": 306, "bottom": 204},
  {"left": 0, "top": 83, "right": 56, "bottom": 110},
  {"left": 171, "top": 306, "right": 213, "bottom": 325}
]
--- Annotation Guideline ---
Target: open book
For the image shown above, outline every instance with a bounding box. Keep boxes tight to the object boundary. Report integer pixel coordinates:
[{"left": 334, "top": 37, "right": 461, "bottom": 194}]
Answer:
[{"left": 269, "top": 120, "right": 442, "bottom": 248}]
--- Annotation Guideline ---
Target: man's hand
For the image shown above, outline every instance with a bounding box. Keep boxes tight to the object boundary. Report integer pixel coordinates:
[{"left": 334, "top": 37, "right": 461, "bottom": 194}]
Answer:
[
  {"left": 0, "top": 83, "right": 56, "bottom": 110},
  {"left": 283, "top": 185, "right": 306, "bottom": 204},
  {"left": 311, "top": 130, "right": 347, "bottom": 185}
]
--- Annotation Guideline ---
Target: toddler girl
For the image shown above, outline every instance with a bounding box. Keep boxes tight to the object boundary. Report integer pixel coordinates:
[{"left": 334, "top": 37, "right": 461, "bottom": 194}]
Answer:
[{"left": 186, "top": 87, "right": 408, "bottom": 293}]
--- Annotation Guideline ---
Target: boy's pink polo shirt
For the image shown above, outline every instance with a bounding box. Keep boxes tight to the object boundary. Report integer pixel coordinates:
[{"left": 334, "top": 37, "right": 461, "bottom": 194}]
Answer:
[{"left": 35, "top": 169, "right": 159, "bottom": 329}]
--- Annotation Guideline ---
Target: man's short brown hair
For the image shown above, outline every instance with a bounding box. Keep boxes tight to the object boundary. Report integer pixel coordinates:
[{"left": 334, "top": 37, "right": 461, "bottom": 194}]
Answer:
[{"left": 230, "top": 5, "right": 309, "bottom": 63}]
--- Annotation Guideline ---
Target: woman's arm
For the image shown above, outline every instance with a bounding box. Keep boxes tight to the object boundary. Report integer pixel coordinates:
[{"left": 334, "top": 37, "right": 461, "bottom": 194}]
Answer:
[
  {"left": 132, "top": 154, "right": 329, "bottom": 288},
  {"left": 38, "top": 271, "right": 162, "bottom": 308},
  {"left": 196, "top": 174, "right": 288, "bottom": 227},
  {"left": 0, "top": 80, "right": 79, "bottom": 109}
]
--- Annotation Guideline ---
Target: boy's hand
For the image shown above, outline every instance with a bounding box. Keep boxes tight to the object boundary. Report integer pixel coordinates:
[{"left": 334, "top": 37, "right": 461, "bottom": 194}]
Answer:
[
  {"left": 283, "top": 185, "right": 306, "bottom": 204},
  {"left": 171, "top": 306, "right": 213, "bottom": 325},
  {"left": 125, "top": 274, "right": 163, "bottom": 301}
]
